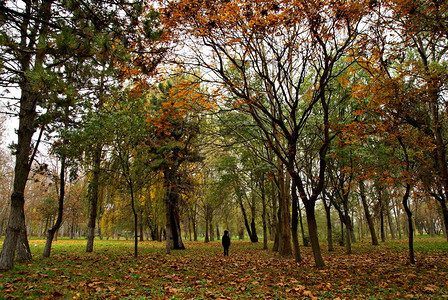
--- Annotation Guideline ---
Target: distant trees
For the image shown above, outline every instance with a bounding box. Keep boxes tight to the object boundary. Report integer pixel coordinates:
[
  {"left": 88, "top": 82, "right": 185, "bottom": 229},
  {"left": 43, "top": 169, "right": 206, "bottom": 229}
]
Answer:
[{"left": 1, "top": 0, "right": 448, "bottom": 271}]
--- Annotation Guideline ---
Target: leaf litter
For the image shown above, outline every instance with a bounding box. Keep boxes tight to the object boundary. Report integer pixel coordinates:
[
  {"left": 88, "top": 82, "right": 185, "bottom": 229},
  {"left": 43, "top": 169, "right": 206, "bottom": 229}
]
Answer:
[{"left": 0, "top": 239, "right": 447, "bottom": 299}]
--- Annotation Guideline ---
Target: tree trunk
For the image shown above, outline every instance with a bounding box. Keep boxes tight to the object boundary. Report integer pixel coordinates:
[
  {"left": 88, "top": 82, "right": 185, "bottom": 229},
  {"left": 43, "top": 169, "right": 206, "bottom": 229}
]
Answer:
[
  {"left": 387, "top": 209, "right": 396, "bottom": 239},
  {"left": 322, "top": 193, "right": 334, "bottom": 251},
  {"left": 378, "top": 189, "right": 386, "bottom": 242},
  {"left": 403, "top": 183, "right": 415, "bottom": 264},
  {"left": 16, "top": 227, "right": 32, "bottom": 262},
  {"left": 271, "top": 180, "right": 279, "bottom": 252},
  {"left": 164, "top": 168, "right": 185, "bottom": 251},
  {"left": 130, "top": 182, "right": 138, "bottom": 258},
  {"left": 239, "top": 198, "right": 258, "bottom": 242},
  {"left": 86, "top": 147, "right": 101, "bottom": 253},
  {"left": 305, "top": 203, "right": 325, "bottom": 268},
  {"left": 261, "top": 178, "right": 268, "bottom": 250},
  {"left": 291, "top": 181, "right": 302, "bottom": 262},
  {"left": 277, "top": 168, "right": 292, "bottom": 256},
  {"left": 204, "top": 210, "right": 209, "bottom": 243},
  {"left": 43, "top": 156, "right": 66, "bottom": 257},
  {"left": 139, "top": 211, "right": 144, "bottom": 242},
  {"left": 359, "top": 180, "right": 378, "bottom": 245}
]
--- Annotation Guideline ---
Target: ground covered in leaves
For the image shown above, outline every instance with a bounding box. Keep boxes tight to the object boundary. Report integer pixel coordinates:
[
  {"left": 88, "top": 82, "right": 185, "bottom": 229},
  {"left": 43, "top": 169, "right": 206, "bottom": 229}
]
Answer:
[{"left": 1, "top": 237, "right": 448, "bottom": 299}]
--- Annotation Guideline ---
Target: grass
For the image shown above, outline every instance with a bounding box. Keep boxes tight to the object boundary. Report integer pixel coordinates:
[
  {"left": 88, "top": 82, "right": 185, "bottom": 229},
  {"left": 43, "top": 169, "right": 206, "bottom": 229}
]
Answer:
[{"left": 0, "top": 236, "right": 447, "bottom": 299}]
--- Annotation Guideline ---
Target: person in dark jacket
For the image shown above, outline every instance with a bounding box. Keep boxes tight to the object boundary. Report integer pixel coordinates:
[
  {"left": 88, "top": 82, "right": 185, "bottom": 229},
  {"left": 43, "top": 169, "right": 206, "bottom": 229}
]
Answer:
[{"left": 222, "top": 230, "right": 231, "bottom": 256}]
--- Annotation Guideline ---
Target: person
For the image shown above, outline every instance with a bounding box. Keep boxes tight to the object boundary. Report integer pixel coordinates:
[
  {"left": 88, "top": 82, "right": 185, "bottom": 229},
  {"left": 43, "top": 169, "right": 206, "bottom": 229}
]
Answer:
[{"left": 222, "top": 230, "right": 231, "bottom": 256}]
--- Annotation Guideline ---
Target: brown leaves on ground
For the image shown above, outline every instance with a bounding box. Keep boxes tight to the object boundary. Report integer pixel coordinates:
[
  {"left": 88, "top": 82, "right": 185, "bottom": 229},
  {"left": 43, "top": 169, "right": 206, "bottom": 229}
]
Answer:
[{"left": 1, "top": 239, "right": 448, "bottom": 299}]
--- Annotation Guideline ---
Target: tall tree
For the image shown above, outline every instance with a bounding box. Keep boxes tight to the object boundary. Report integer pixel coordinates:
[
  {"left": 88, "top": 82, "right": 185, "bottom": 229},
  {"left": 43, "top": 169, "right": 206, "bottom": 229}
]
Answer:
[
  {"left": 146, "top": 76, "right": 212, "bottom": 252},
  {"left": 162, "top": 0, "right": 370, "bottom": 267}
]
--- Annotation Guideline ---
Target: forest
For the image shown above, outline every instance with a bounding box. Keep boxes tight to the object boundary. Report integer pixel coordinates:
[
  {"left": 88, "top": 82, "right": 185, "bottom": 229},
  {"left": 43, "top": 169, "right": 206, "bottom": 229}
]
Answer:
[{"left": 0, "top": 0, "right": 448, "bottom": 297}]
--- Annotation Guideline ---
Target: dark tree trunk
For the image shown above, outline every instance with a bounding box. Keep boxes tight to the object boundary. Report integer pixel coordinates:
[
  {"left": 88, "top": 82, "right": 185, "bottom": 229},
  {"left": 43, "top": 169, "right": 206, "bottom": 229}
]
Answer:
[
  {"left": 291, "top": 181, "right": 302, "bottom": 262},
  {"left": 164, "top": 168, "right": 185, "bottom": 251},
  {"left": 433, "top": 191, "right": 448, "bottom": 242},
  {"left": 305, "top": 204, "right": 325, "bottom": 268},
  {"left": 43, "top": 156, "right": 66, "bottom": 257},
  {"left": 378, "top": 189, "right": 386, "bottom": 242},
  {"left": 139, "top": 211, "right": 144, "bottom": 242},
  {"left": 403, "top": 183, "right": 415, "bottom": 264},
  {"left": 360, "top": 180, "right": 378, "bottom": 245},
  {"left": 204, "top": 210, "right": 209, "bottom": 243},
  {"left": 277, "top": 166, "right": 291, "bottom": 255},
  {"left": 271, "top": 179, "right": 279, "bottom": 252},
  {"left": 322, "top": 192, "right": 334, "bottom": 251},
  {"left": 86, "top": 147, "right": 101, "bottom": 253},
  {"left": 261, "top": 177, "right": 268, "bottom": 250},
  {"left": 239, "top": 198, "right": 258, "bottom": 242},
  {"left": 0, "top": 93, "right": 36, "bottom": 269},
  {"left": 130, "top": 182, "right": 138, "bottom": 257}
]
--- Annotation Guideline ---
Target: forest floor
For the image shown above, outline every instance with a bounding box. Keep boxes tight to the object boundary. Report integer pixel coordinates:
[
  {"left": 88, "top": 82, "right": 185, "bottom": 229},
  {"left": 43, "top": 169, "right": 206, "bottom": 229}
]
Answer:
[{"left": 0, "top": 237, "right": 447, "bottom": 299}]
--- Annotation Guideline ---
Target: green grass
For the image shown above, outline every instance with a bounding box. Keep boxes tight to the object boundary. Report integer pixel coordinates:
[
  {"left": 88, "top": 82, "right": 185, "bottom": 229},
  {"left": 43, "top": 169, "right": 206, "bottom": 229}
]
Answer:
[{"left": 0, "top": 236, "right": 447, "bottom": 299}]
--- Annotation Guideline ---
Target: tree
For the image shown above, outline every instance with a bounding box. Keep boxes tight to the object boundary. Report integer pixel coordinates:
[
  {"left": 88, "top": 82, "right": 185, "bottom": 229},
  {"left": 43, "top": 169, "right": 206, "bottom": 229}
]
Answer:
[
  {"left": 0, "top": 0, "right": 166, "bottom": 270},
  {"left": 162, "top": 0, "right": 370, "bottom": 267},
  {"left": 146, "top": 75, "right": 213, "bottom": 252}
]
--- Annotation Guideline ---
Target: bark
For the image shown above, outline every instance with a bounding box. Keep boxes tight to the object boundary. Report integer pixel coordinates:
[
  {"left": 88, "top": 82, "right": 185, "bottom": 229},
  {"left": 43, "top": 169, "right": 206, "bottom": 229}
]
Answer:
[
  {"left": 378, "top": 188, "right": 386, "bottom": 242},
  {"left": 359, "top": 180, "right": 378, "bottom": 246},
  {"left": 204, "top": 209, "right": 209, "bottom": 243},
  {"left": 86, "top": 147, "right": 101, "bottom": 253},
  {"left": 43, "top": 156, "right": 66, "bottom": 257},
  {"left": 387, "top": 209, "right": 396, "bottom": 239},
  {"left": 271, "top": 179, "right": 279, "bottom": 252},
  {"left": 209, "top": 214, "right": 214, "bottom": 241},
  {"left": 432, "top": 191, "right": 448, "bottom": 242},
  {"left": 403, "top": 183, "right": 415, "bottom": 264},
  {"left": 261, "top": 177, "right": 268, "bottom": 250},
  {"left": 322, "top": 192, "right": 334, "bottom": 251},
  {"left": 0, "top": 0, "right": 55, "bottom": 269},
  {"left": 291, "top": 181, "right": 302, "bottom": 262},
  {"left": 239, "top": 198, "right": 258, "bottom": 242},
  {"left": 305, "top": 204, "right": 325, "bottom": 268},
  {"left": 277, "top": 166, "right": 292, "bottom": 256},
  {"left": 139, "top": 211, "right": 144, "bottom": 242},
  {"left": 164, "top": 168, "right": 185, "bottom": 251}
]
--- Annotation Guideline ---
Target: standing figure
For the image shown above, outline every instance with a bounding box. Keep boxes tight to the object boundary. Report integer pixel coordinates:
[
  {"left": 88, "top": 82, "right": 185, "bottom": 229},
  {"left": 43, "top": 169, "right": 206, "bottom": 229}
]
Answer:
[{"left": 222, "top": 230, "right": 231, "bottom": 256}]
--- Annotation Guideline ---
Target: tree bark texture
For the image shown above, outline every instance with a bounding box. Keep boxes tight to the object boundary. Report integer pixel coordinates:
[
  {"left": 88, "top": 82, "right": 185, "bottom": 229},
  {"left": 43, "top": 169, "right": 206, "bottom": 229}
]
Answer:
[
  {"left": 86, "top": 147, "right": 101, "bottom": 253},
  {"left": 43, "top": 156, "right": 66, "bottom": 257},
  {"left": 359, "top": 180, "right": 379, "bottom": 246},
  {"left": 164, "top": 168, "right": 185, "bottom": 251}
]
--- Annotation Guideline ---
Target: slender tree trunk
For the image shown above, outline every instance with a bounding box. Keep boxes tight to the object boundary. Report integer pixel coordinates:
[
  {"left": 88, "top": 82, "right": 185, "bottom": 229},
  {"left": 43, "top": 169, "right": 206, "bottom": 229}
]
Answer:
[
  {"left": 298, "top": 201, "right": 307, "bottom": 246},
  {"left": 291, "top": 181, "right": 302, "bottom": 262},
  {"left": 359, "top": 180, "right": 378, "bottom": 245},
  {"left": 378, "top": 189, "right": 386, "bottom": 242},
  {"left": 322, "top": 193, "right": 334, "bottom": 251},
  {"left": 272, "top": 179, "right": 279, "bottom": 252},
  {"left": 261, "top": 178, "right": 268, "bottom": 250},
  {"left": 130, "top": 183, "right": 138, "bottom": 257},
  {"left": 43, "top": 156, "right": 66, "bottom": 257},
  {"left": 305, "top": 203, "right": 325, "bottom": 268},
  {"left": 204, "top": 209, "right": 210, "bottom": 243},
  {"left": 277, "top": 166, "right": 291, "bottom": 256},
  {"left": 434, "top": 194, "right": 448, "bottom": 242},
  {"left": 209, "top": 214, "right": 214, "bottom": 242},
  {"left": 86, "top": 147, "right": 101, "bottom": 253},
  {"left": 164, "top": 168, "right": 185, "bottom": 251},
  {"left": 387, "top": 209, "right": 396, "bottom": 239},
  {"left": 403, "top": 183, "right": 415, "bottom": 264},
  {"left": 139, "top": 211, "right": 144, "bottom": 242}
]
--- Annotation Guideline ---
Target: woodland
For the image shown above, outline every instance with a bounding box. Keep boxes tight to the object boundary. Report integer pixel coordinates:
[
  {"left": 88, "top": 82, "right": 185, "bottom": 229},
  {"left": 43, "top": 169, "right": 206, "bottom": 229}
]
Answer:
[{"left": 0, "top": 0, "right": 448, "bottom": 297}]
